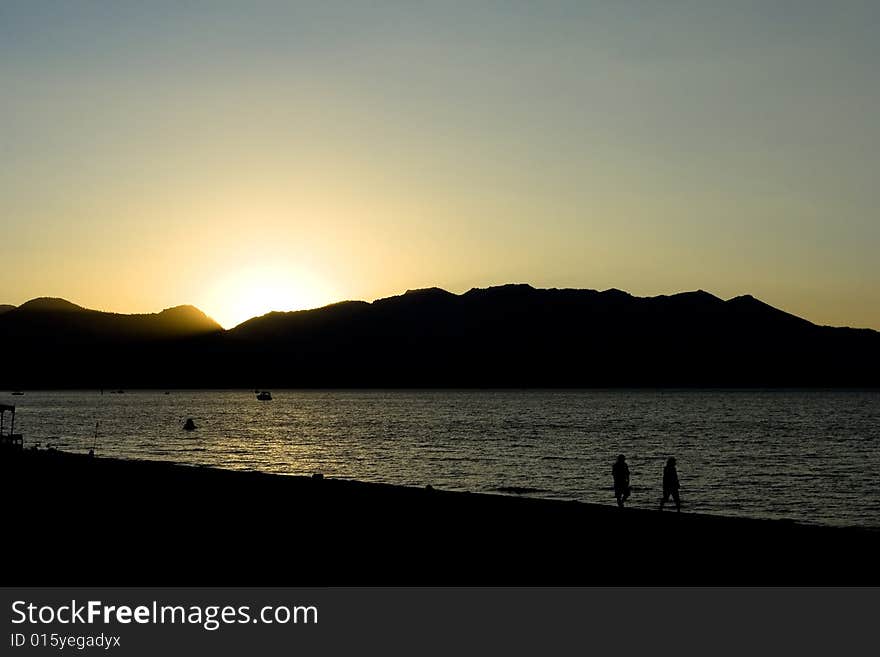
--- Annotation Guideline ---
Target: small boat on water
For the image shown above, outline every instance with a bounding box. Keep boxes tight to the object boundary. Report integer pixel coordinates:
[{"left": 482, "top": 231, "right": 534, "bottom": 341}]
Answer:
[
  {"left": 256, "top": 391, "right": 272, "bottom": 401},
  {"left": 183, "top": 418, "right": 197, "bottom": 431},
  {"left": 11, "top": 391, "right": 24, "bottom": 396}
]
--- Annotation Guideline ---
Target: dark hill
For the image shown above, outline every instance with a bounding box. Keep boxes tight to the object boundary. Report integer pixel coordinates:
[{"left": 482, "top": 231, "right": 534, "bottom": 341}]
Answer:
[
  {"left": 1, "top": 286, "right": 877, "bottom": 388},
  {"left": 17, "top": 297, "right": 85, "bottom": 313},
  {"left": 0, "top": 304, "right": 15, "bottom": 315},
  {"left": 0, "top": 298, "right": 221, "bottom": 344},
  {"left": 0, "top": 299, "right": 222, "bottom": 388},
  {"left": 228, "top": 301, "right": 370, "bottom": 342},
  {"left": 215, "top": 284, "right": 879, "bottom": 388}
]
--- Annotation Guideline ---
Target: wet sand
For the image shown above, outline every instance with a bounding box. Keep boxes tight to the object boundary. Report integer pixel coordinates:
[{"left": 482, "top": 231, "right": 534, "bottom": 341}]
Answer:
[{"left": 2, "top": 449, "right": 877, "bottom": 585}]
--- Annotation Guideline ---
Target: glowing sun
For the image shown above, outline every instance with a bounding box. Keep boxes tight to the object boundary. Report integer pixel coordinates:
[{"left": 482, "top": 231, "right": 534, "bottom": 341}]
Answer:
[{"left": 203, "top": 266, "right": 334, "bottom": 329}]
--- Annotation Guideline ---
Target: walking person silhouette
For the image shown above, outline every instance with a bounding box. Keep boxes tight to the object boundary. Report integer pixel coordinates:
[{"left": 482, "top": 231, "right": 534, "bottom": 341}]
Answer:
[
  {"left": 659, "top": 456, "right": 681, "bottom": 512},
  {"left": 612, "top": 454, "right": 631, "bottom": 508}
]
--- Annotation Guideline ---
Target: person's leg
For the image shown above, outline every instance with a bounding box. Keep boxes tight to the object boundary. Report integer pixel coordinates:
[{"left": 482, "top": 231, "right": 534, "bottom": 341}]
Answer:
[
  {"left": 660, "top": 490, "right": 669, "bottom": 510},
  {"left": 622, "top": 486, "right": 630, "bottom": 504},
  {"left": 615, "top": 488, "right": 623, "bottom": 507},
  {"left": 673, "top": 489, "right": 681, "bottom": 512}
]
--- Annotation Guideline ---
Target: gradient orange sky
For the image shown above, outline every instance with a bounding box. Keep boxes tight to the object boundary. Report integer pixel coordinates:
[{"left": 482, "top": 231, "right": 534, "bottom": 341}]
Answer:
[{"left": 2, "top": 2, "right": 879, "bottom": 329}]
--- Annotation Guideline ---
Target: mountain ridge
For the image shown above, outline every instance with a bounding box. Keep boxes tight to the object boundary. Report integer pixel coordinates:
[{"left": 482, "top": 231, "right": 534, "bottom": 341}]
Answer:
[
  {"left": 0, "top": 297, "right": 222, "bottom": 346},
  {"left": 3, "top": 287, "right": 875, "bottom": 333},
  {"left": 16, "top": 297, "right": 85, "bottom": 313},
  {"left": 1, "top": 285, "right": 877, "bottom": 388}
]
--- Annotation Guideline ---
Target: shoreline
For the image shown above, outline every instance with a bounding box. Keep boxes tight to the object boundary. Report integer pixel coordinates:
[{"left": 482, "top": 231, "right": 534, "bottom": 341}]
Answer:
[
  {"left": 3, "top": 449, "right": 878, "bottom": 585},
  {"left": 21, "top": 448, "right": 880, "bottom": 531}
]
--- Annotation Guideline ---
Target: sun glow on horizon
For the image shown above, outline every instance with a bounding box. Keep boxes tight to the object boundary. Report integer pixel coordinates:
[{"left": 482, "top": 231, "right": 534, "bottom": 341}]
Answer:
[
  {"left": 3, "top": 4, "right": 880, "bottom": 330},
  {"left": 201, "top": 266, "right": 336, "bottom": 329}
]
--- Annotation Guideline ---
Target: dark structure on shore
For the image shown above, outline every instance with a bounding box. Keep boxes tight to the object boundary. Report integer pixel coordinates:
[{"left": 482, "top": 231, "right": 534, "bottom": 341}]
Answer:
[{"left": 1, "top": 285, "right": 878, "bottom": 388}]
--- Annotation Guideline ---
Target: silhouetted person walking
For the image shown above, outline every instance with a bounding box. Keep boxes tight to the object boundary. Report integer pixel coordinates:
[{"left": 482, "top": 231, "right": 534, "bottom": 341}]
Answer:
[
  {"left": 612, "top": 454, "right": 631, "bottom": 508},
  {"left": 660, "top": 457, "right": 680, "bottom": 512}
]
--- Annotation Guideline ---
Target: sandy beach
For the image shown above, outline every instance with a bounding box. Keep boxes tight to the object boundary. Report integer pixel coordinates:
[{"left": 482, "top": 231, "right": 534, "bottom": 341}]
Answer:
[{"left": 2, "top": 448, "right": 877, "bottom": 585}]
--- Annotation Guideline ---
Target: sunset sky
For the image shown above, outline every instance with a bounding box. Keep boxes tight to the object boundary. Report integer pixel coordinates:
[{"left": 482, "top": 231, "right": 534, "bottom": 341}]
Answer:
[{"left": 2, "top": 1, "right": 879, "bottom": 329}]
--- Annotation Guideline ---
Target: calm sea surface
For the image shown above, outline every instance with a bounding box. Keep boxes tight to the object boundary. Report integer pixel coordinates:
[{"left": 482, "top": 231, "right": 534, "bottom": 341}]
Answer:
[{"left": 8, "top": 389, "right": 880, "bottom": 527}]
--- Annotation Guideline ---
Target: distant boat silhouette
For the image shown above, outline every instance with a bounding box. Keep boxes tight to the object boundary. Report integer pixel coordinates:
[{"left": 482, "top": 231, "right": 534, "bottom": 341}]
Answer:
[
  {"left": 256, "top": 391, "right": 272, "bottom": 401},
  {"left": 11, "top": 391, "right": 24, "bottom": 396},
  {"left": 182, "top": 418, "right": 197, "bottom": 431}
]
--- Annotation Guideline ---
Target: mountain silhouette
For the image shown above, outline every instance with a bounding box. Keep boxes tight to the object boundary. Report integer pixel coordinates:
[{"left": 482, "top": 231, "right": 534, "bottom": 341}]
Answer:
[
  {"left": 16, "top": 297, "right": 86, "bottom": 313},
  {"left": 0, "top": 304, "right": 15, "bottom": 315},
  {"left": 0, "top": 298, "right": 221, "bottom": 345},
  {"left": 1, "top": 285, "right": 878, "bottom": 388}
]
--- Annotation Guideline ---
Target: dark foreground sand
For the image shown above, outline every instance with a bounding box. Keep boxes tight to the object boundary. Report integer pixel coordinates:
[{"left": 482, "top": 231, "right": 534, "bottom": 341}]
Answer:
[{"left": 2, "top": 449, "right": 877, "bottom": 585}]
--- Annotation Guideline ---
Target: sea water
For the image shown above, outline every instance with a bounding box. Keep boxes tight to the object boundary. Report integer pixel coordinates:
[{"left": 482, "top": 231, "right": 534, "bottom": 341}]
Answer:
[{"left": 9, "top": 389, "right": 880, "bottom": 528}]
